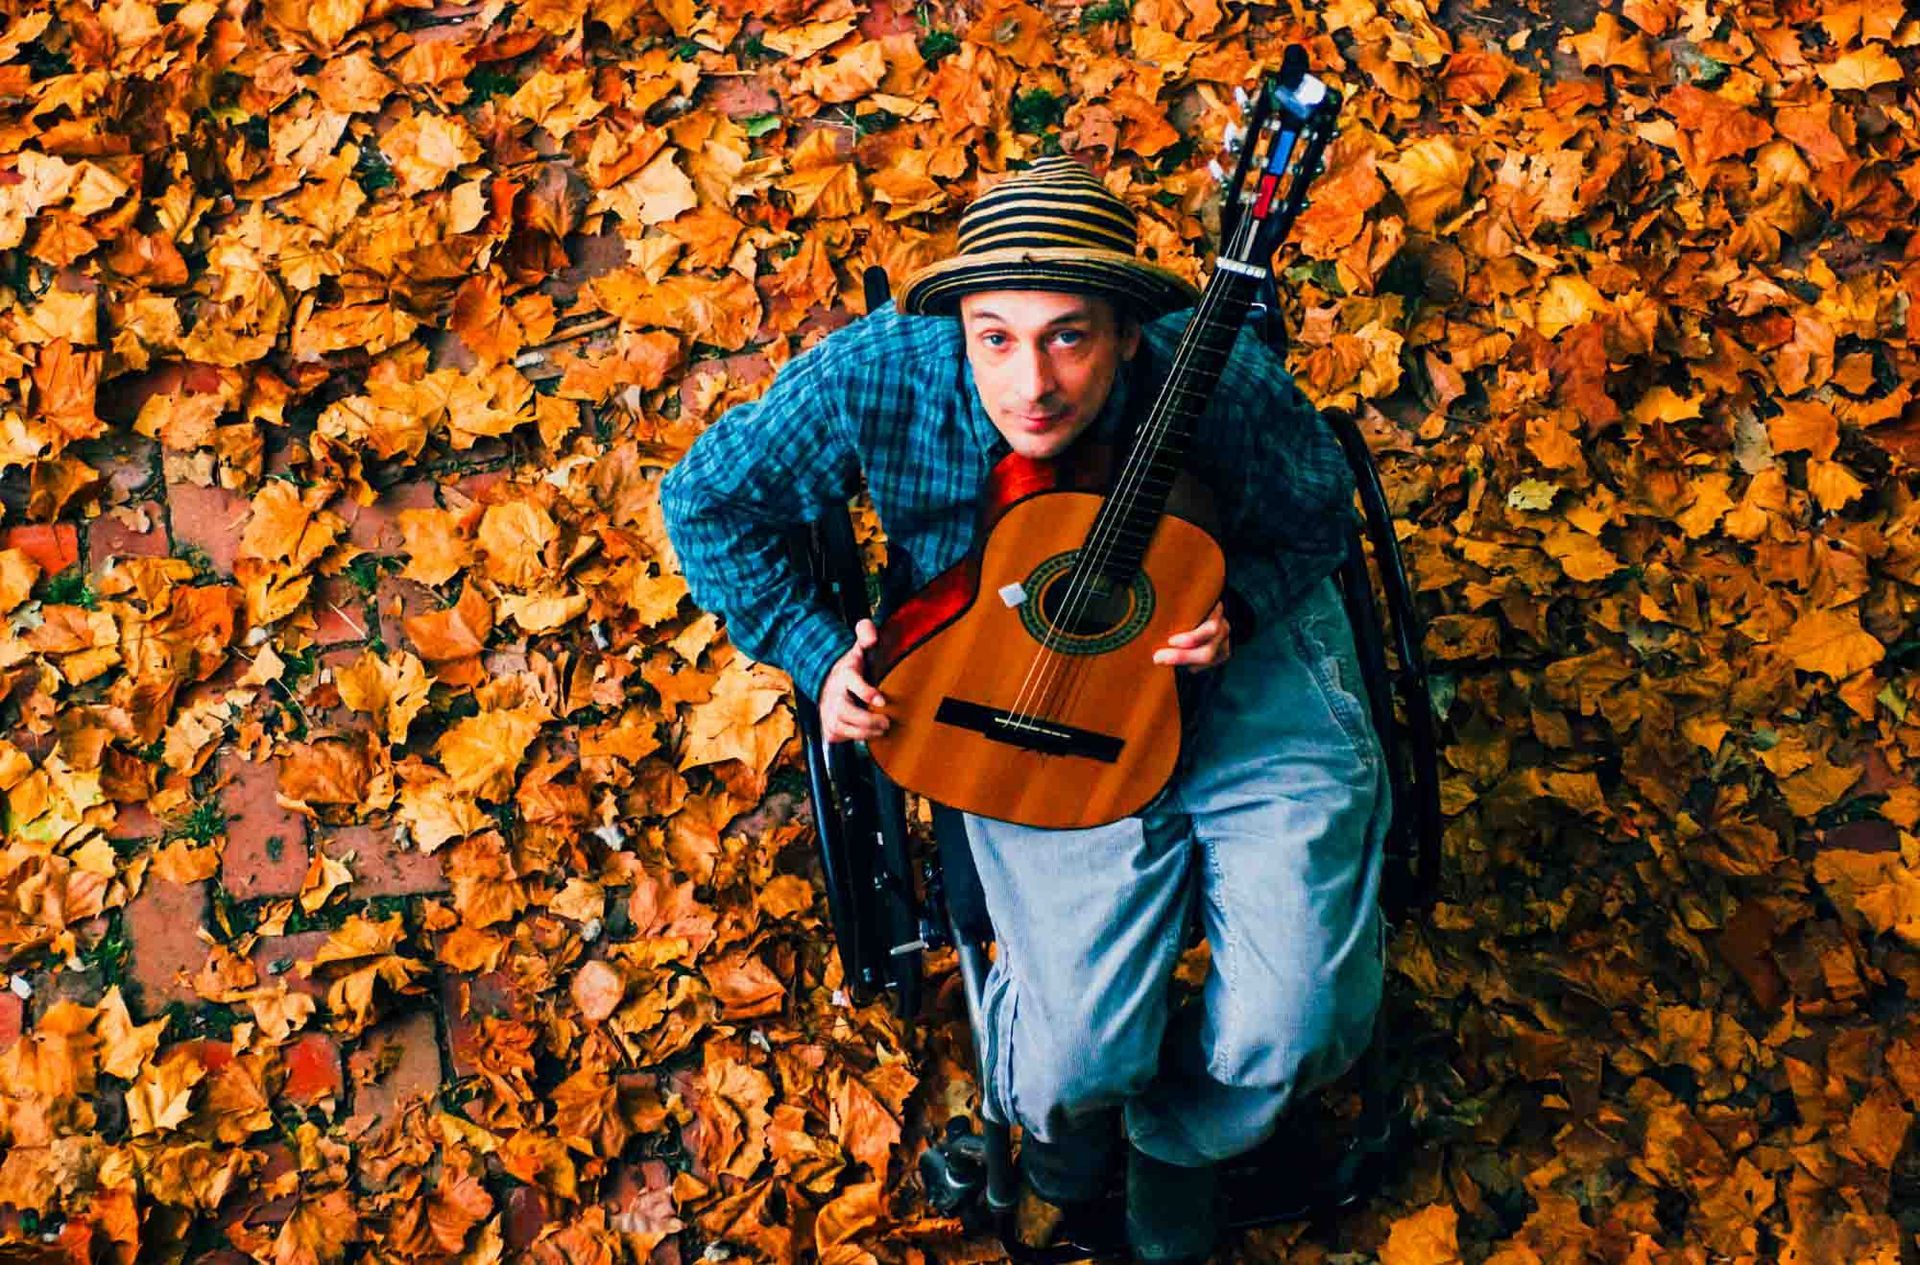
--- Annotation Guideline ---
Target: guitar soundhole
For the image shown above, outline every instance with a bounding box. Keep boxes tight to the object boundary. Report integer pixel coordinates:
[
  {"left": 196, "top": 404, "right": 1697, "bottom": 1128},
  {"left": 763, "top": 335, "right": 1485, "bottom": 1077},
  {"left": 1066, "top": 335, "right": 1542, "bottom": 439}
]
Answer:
[
  {"left": 1018, "top": 552, "right": 1156, "bottom": 654},
  {"left": 1039, "top": 572, "right": 1132, "bottom": 636}
]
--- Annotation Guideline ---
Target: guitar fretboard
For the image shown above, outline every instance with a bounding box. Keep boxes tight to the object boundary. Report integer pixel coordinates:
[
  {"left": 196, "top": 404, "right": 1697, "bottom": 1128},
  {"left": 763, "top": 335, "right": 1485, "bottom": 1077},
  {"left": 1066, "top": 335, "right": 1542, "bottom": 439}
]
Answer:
[{"left": 1079, "top": 268, "right": 1260, "bottom": 591}]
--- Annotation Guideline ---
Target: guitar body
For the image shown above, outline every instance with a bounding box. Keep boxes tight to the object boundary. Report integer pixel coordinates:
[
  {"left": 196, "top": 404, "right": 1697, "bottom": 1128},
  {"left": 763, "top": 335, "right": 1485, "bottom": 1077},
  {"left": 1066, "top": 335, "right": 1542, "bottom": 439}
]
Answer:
[{"left": 864, "top": 442, "right": 1226, "bottom": 829}]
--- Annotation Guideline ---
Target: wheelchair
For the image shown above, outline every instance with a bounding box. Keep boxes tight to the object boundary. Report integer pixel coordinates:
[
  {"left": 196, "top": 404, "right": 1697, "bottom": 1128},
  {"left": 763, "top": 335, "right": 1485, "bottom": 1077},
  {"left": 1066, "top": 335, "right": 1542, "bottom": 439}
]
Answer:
[{"left": 782, "top": 265, "right": 1443, "bottom": 1258}]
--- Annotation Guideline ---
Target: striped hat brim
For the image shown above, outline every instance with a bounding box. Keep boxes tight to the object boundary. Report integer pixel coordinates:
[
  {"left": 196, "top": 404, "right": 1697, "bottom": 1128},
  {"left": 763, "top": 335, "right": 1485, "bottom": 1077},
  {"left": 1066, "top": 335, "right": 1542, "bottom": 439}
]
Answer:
[{"left": 898, "top": 246, "right": 1201, "bottom": 319}]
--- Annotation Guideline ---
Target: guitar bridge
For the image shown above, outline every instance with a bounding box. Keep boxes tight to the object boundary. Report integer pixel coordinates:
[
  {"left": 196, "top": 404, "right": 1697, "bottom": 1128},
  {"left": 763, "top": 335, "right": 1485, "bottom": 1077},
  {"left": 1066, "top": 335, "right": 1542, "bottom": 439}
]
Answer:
[{"left": 932, "top": 698, "right": 1124, "bottom": 763}]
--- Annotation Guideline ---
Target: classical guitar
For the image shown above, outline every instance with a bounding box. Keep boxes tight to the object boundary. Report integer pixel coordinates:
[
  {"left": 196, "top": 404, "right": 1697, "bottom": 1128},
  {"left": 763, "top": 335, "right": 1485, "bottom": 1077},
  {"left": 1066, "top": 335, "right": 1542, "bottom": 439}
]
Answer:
[{"left": 863, "top": 54, "right": 1341, "bottom": 829}]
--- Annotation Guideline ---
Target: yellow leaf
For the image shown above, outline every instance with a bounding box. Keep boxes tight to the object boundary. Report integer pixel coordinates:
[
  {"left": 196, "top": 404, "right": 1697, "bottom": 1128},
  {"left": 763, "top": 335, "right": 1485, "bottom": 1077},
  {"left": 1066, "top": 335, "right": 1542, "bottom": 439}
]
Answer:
[
  {"left": 1565, "top": 11, "right": 1651, "bottom": 72},
  {"left": 1630, "top": 386, "right": 1703, "bottom": 427},
  {"left": 496, "top": 588, "right": 589, "bottom": 633},
  {"left": 776, "top": 129, "right": 864, "bottom": 219},
  {"left": 306, "top": 913, "right": 407, "bottom": 970},
  {"left": 795, "top": 41, "right": 889, "bottom": 105},
  {"left": 624, "top": 148, "right": 699, "bottom": 226},
  {"left": 437, "top": 705, "right": 549, "bottom": 800},
  {"left": 397, "top": 506, "right": 474, "bottom": 586},
  {"left": 1542, "top": 526, "right": 1624, "bottom": 583},
  {"left": 333, "top": 648, "right": 435, "bottom": 746},
  {"left": 1380, "top": 137, "right": 1472, "bottom": 232},
  {"left": 679, "top": 660, "right": 791, "bottom": 773},
  {"left": 548, "top": 877, "right": 606, "bottom": 923},
  {"left": 298, "top": 849, "right": 355, "bottom": 913},
  {"left": 1807, "top": 457, "right": 1866, "bottom": 511},
  {"left": 1767, "top": 399, "right": 1839, "bottom": 458},
  {"left": 150, "top": 837, "right": 222, "bottom": 883},
  {"left": 93, "top": 985, "right": 167, "bottom": 1081},
  {"left": 757, "top": 16, "right": 856, "bottom": 57},
  {"left": 0, "top": 548, "right": 40, "bottom": 613},
  {"left": 396, "top": 772, "right": 492, "bottom": 853},
  {"left": 476, "top": 501, "right": 558, "bottom": 589},
  {"left": 378, "top": 107, "right": 481, "bottom": 196},
  {"left": 1533, "top": 274, "right": 1608, "bottom": 339},
  {"left": 125, "top": 1049, "right": 205, "bottom": 1136},
  {"left": 1776, "top": 606, "right": 1884, "bottom": 679},
  {"left": 1817, "top": 46, "right": 1904, "bottom": 92},
  {"left": 245, "top": 983, "right": 316, "bottom": 1043}
]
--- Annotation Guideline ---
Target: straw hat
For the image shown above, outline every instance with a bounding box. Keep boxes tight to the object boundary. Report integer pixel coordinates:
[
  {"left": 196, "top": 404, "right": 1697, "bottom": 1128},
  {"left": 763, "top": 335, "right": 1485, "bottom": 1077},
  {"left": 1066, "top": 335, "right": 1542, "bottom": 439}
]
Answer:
[{"left": 897, "top": 157, "right": 1201, "bottom": 319}]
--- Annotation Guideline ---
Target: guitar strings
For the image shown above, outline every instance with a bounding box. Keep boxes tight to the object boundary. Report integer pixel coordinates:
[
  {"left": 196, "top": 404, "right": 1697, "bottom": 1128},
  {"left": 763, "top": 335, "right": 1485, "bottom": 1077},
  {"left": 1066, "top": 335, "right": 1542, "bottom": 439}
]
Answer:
[
  {"left": 1002, "top": 218, "right": 1251, "bottom": 732},
  {"left": 1000, "top": 199, "right": 1263, "bottom": 735},
  {"left": 1033, "top": 248, "right": 1256, "bottom": 727}
]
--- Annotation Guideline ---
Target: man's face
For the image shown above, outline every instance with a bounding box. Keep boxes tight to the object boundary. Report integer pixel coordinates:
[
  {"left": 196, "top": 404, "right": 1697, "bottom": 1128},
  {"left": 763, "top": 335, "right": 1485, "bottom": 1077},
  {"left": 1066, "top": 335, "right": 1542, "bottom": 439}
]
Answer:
[{"left": 959, "top": 290, "right": 1141, "bottom": 460}]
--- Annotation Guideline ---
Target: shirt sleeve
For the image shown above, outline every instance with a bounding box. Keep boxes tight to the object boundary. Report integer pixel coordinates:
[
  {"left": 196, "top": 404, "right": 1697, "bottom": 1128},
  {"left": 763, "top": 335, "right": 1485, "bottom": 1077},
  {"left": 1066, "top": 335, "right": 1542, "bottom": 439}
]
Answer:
[
  {"left": 1210, "top": 325, "right": 1356, "bottom": 643},
  {"left": 658, "top": 344, "right": 863, "bottom": 703}
]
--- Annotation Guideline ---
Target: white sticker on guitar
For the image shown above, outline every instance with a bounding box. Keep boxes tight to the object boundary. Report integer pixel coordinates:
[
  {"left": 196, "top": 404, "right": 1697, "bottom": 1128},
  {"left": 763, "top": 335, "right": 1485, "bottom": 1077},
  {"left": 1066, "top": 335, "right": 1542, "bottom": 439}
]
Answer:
[{"left": 998, "top": 582, "right": 1027, "bottom": 607}]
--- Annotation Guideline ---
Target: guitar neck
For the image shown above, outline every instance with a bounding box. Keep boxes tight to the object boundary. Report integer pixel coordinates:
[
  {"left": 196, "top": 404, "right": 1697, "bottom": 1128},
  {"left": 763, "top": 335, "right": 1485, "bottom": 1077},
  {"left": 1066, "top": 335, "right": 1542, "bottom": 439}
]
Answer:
[{"left": 1084, "top": 265, "right": 1262, "bottom": 588}]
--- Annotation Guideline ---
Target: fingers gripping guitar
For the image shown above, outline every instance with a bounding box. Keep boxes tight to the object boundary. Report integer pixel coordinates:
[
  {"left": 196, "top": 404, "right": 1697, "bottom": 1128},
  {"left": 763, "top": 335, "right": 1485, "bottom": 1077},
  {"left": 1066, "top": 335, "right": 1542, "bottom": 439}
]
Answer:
[
  {"left": 825, "top": 608, "right": 1232, "bottom": 747},
  {"left": 821, "top": 618, "right": 892, "bottom": 745},
  {"left": 1153, "top": 599, "right": 1232, "bottom": 670}
]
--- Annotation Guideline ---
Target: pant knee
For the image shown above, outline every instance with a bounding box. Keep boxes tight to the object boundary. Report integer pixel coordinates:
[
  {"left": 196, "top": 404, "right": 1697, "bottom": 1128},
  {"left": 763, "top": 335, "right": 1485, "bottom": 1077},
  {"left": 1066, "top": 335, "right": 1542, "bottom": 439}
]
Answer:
[
  {"left": 1017, "top": 1038, "right": 1159, "bottom": 1132},
  {"left": 1214, "top": 975, "right": 1381, "bottom": 1093}
]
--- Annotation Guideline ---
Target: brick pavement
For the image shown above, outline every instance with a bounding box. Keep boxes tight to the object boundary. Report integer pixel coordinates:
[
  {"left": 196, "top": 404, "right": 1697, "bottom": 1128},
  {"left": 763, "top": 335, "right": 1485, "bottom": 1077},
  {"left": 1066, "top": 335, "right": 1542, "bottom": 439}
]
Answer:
[
  {"left": 7, "top": 466, "right": 494, "bottom": 1237},
  {"left": 4, "top": 449, "right": 807, "bottom": 1262}
]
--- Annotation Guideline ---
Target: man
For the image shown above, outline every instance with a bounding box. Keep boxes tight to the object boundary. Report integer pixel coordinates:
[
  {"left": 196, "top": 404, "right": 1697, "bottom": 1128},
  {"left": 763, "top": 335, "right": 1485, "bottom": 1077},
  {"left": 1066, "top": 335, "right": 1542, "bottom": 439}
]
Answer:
[{"left": 661, "top": 157, "right": 1387, "bottom": 1263}]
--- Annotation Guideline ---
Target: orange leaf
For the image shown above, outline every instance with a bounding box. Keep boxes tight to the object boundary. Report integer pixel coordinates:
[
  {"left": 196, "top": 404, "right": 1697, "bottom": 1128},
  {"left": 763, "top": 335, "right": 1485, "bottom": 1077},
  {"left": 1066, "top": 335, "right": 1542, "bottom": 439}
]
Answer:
[
  {"left": 403, "top": 582, "right": 495, "bottom": 662},
  {"left": 1381, "top": 1203, "right": 1462, "bottom": 1265}
]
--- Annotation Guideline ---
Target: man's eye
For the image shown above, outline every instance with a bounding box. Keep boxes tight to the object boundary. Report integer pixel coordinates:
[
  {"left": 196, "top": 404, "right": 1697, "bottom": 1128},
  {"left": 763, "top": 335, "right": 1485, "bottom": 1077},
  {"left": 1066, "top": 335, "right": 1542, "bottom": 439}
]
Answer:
[
  {"left": 1055, "top": 330, "right": 1085, "bottom": 347},
  {"left": 981, "top": 333, "right": 1007, "bottom": 347}
]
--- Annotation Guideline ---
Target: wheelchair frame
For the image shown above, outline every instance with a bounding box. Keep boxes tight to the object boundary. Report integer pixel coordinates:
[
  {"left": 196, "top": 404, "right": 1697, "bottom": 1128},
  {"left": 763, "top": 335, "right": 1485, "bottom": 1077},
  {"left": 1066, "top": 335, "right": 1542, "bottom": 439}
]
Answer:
[{"left": 777, "top": 191, "right": 1444, "bottom": 1244}]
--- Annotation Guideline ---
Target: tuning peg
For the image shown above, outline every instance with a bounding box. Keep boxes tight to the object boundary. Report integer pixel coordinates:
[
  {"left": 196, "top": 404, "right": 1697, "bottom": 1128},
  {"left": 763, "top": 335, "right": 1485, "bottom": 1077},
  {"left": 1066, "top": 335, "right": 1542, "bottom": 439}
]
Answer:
[
  {"left": 1233, "top": 84, "right": 1250, "bottom": 110},
  {"left": 1221, "top": 121, "right": 1241, "bottom": 152},
  {"left": 1208, "top": 157, "right": 1225, "bottom": 182}
]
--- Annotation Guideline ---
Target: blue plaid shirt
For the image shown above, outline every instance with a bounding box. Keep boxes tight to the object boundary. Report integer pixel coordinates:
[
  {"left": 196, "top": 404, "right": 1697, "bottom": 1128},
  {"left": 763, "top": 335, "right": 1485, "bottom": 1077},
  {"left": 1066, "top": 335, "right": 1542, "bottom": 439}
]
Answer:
[{"left": 659, "top": 303, "right": 1354, "bottom": 703}]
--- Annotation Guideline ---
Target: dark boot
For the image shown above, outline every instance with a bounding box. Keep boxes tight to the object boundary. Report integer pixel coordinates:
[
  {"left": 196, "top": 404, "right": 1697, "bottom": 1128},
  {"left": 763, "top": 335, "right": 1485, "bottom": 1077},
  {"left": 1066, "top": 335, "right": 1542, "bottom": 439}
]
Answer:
[
  {"left": 1014, "top": 1125, "right": 1124, "bottom": 1253},
  {"left": 1125, "top": 1144, "right": 1221, "bottom": 1264}
]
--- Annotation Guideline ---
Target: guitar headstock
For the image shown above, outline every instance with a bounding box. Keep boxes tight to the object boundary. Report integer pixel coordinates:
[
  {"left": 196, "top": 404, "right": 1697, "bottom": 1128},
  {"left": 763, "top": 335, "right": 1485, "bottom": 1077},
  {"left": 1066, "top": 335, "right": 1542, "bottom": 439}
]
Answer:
[{"left": 1214, "top": 46, "right": 1343, "bottom": 274}]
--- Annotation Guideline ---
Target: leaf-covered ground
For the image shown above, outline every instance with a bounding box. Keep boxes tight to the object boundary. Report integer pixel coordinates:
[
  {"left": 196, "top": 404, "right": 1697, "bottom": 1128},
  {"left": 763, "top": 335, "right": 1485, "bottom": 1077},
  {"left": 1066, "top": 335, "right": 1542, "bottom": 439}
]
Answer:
[{"left": 0, "top": 0, "right": 1915, "bottom": 1261}]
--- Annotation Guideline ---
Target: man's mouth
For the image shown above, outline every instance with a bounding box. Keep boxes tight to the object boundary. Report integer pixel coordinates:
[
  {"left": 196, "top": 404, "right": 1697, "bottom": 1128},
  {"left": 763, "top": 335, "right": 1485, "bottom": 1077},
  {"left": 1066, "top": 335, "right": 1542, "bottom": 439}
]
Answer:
[{"left": 1018, "top": 411, "right": 1065, "bottom": 432}]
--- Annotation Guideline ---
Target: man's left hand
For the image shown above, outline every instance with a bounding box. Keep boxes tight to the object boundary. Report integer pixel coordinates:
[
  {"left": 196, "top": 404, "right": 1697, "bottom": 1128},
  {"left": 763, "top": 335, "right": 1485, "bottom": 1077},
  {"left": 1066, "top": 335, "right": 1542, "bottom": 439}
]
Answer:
[{"left": 1154, "top": 600, "right": 1231, "bottom": 670}]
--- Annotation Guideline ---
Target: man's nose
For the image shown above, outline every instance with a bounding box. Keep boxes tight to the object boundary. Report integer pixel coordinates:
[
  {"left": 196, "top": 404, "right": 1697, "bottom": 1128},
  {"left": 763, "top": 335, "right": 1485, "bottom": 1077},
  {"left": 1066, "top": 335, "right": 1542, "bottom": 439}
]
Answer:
[{"left": 1015, "top": 346, "right": 1057, "bottom": 402}]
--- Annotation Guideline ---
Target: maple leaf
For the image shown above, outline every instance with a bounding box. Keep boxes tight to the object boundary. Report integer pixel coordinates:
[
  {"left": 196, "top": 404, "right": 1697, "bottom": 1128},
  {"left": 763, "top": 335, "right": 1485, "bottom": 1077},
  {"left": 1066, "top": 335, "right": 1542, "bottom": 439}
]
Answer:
[
  {"left": 271, "top": 1187, "right": 360, "bottom": 1265},
  {"left": 1775, "top": 606, "right": 1884, "bottom": 679},
  {"left": 1817, "top": 46, "right": 1904, "bottom": 92},
  {"left": 126, "top": 1047, "right": 206, "bottom": 1136},
  {"left": 551, "top": 1064, "right": 634, "bottom": 1157},
  {"left": 814, "top": 1180, "right": 884, "bottom": 1256},
  {"left": 1381, "top": 1203, "right": 1462, "bottom": 1265},
  {"left": 279, "top": 737, "right": 376, "bottom": 807},
  {"left": 830, "top": 1068, "right": 902, "bottom": 1178},
  {"left": 298, "top": 848, "right": 355, "bottom": 912},
  {"left": 678, "top": 657, "right": 790, "bottom": 772},
  {"left": 1380, "top": 137, "right": 1473, "bottom": 232},
  {"left": 396, "top": 506, "right": 476, "bottom": 586},
  {"left": 436, "top": 703, "right": 549, "bottom": 800},
  {"left": 93, "top": 985, "right": 167, "bottom": 1080},
  {"left": 333, "top": 648, "right": 434, "bottom": 745},
  {"left": 1565, "top": 11, "right": 1651, "bottom": 72},
  {"left": 775, "top": 129, "right": 865, "bottom": 219},
  {"left": 403, "top": 582, "right": 495, "bottom": 662},
  {"left": 386, "top": 1163, "right": 495, "bottom": 1257}
]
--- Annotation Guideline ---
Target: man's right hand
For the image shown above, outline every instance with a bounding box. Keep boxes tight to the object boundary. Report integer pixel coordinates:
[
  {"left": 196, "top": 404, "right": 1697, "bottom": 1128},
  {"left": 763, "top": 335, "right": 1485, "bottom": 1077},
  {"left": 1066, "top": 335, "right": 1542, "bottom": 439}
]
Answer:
[{"left": 819, "top": 618, "right": 892, "bottom": 745}]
